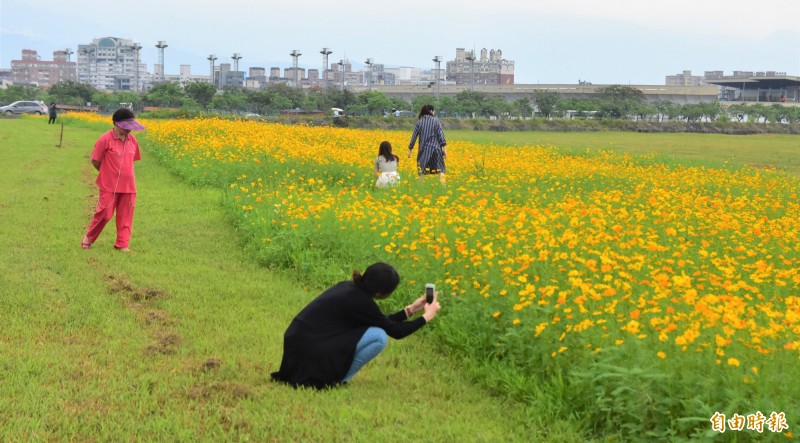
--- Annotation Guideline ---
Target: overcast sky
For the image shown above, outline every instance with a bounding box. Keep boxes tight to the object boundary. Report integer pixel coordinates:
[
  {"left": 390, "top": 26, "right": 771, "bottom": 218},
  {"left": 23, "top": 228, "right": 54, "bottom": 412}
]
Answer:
[{"left": 2, "top": 0, "right": 799, "bottom": 85}]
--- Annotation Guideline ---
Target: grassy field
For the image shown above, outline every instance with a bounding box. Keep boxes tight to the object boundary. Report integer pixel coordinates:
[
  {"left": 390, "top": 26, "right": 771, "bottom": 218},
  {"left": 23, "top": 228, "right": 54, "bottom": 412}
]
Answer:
[
  {"left": 448, "top": 130, "right": 800, "bottom": 177},
  {"left": 0, "top": 118, "right": 546, "bottom": 442},
  {"left": 2, "top": 116, "right": 798, "bottom": 442}
]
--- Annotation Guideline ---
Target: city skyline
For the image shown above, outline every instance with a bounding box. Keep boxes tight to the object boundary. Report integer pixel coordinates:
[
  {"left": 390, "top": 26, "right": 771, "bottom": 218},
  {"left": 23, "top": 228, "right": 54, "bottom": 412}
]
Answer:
[{"left": 2, "top": 0, "right": 799, "bottom": 85}]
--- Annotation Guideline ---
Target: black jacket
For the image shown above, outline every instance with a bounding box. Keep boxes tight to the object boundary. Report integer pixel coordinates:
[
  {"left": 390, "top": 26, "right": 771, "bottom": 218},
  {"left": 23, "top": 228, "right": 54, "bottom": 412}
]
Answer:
[{"left": 271, "top": 281, "right": 426, "bottom": 389}]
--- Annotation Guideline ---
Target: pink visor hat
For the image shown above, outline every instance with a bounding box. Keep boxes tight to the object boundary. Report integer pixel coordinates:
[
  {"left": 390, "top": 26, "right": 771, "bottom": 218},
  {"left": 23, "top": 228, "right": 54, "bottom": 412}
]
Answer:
[{"left": 115, "top": 118, "right": 146, "bottom": 131}]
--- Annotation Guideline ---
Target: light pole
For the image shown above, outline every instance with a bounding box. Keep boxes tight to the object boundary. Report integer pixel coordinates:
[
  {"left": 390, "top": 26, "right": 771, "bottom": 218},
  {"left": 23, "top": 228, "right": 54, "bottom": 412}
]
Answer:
[
  {"left": 432, "top": 56, "right": 442, "bottom": 100},
  {"left": 79, "top": 47, "right": 94, "bottom": 87},
  {"left": 320, "top": 48, "right": 332, "bottom": 93},
  {"left": 131, "top": 43, "right": 142, "bottom": 93},
  {"left": 155, "top": 41, "right": 168, "bottom": 82},
  {"left": 232, "top": 53, "right": 242, "bottom": 87},
  {"left": 338, "top": 59, "right": 346, "bottom": 93},
  {"left": 207, "top": 54, "right": 217, "bottom": 86},
  {"left": 290, "top": 50, "right": 302, "bottom": 88},
  {"left": 465, "top": 52, "right": 475, "bottom": 91},
  {"left": 364, "top": 58, "right": 373, "bottom": 92},
  {"left": 64, "top": 48, "right": 75, "bottom": 82}
]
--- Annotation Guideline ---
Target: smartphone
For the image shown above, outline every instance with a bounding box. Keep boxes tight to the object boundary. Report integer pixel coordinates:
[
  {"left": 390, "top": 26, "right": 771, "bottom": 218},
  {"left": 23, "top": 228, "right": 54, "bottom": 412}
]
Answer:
[{"left": 425, "top": 283, "right": 435, "bottom": 304}]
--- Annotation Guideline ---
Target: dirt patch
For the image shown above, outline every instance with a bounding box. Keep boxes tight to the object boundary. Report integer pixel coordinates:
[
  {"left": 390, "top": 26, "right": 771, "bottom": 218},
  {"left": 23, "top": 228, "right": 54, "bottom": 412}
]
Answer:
[
  {"left": 143, "top": 309, "right": 174, "bottom": 326},
  {"left": 144, "top": 333, "right": 181, "bottom": 355},
  {"left": 105, "top": 273, "right": 168, "bottom": 302},
  {"left": 101, "top": 273, "right": 182, "bottom": 357},
  {"left": 202, "top": 358, "right": 222, "bottom": 372},
  {"left": 187, "top": 381, "right": 253, "bottom": 401}
]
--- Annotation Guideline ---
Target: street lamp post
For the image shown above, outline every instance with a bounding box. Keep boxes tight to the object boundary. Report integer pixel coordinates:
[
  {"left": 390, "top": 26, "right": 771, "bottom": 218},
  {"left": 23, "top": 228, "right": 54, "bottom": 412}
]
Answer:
[
  {"left": 207, "top": 54, "right": 217, "bottom": 86},
  {"left": 290, "top": 50, "right": 302, "bottom": 88},
  {"left": 320, "top": 48, "right": 332, "bottom": 93},
  {"left": 432, "top": 56, "right": 442, "bottom": 100},
  {"left": 131, "top": 43, "right": 142, "bottom": 93},
  {"left": 338, "top": 59, "right": 346, "bottom": 93},
  {"left": 364, "top": 58, "right": 373, "bottom": 92},
  {"left": 465, "top": 52, "right": 475, "bottom": 91},
  {"left": 155, "top": 41, "right": 168, "bottom": 82},
  {"left": 79, "top": 47, "right": 95, "bottom": 87}
]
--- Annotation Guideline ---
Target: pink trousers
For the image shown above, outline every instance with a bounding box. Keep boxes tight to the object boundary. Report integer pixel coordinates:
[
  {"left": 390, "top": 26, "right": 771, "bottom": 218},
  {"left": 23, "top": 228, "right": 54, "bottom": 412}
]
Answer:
[{"left": 85, "top": 190, "right": 136, "bottom": 249}]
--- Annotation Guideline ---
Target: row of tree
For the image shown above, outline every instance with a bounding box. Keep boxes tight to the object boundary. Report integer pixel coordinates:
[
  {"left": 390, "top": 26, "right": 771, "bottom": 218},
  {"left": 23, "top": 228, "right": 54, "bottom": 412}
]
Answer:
[{"left": 2, "top": 81, "right": 797, "bottom": 124}]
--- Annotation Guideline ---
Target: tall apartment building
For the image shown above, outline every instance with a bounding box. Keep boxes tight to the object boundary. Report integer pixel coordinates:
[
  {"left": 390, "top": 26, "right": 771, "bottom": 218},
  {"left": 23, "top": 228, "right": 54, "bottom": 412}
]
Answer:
[
  {"left": 77, "top": 37, "right": 147, "bottom": 91},
  {"left": 10, "top": 49, "right": 77, "bottom": 88},
  {"left": 446, "top": 47, "right": 515, "bottom": 86}
]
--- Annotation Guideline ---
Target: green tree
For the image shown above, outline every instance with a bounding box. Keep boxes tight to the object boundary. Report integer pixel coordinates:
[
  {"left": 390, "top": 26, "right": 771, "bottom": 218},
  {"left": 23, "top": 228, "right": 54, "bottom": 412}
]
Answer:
[
  {"left": 145, "top": 82, "right": 186, "bottom": 108},
  {"left": 1, "top": 84, "right": 44, "bottom": 103},
  {"left": 532, "top": 90, "right": 560, "bottom": 118},
  {"left": 483, "top": 96, "right": 511, "bottom": 118},
  {"left": 356, "top": 90, "right": 392, "bottom": 116},
  {"left": 453, "top": 90, "right": 486, "bottom": 118},
  {"left": 510, "top": 97, "right": 533, "bottom": 118},
  {"left": 656, "top": 101, "right": 682, "bottom": 122},
  {"left": 410, "top": 95, "right": 436, "bottom": 115},
  {"left": 184, "top": 81, "right": 217, "bottom": 110},
  {"left": 301, "top": 88, "right": 333, "bottom": 112},
  {"left": 47, "top": 81, "right": 97, "bottom": 106},
  {"left": 680, "top": 104, "right": 704, "bottom": 122},
  {"left": 210, "top": 86, "right": 248, "bottom": 113},
  {"left": 595, "top": 85, "right": 644, "bottom": 119},
  {"left": 436, "top": 96, "right": 461, "bottom": 117}
]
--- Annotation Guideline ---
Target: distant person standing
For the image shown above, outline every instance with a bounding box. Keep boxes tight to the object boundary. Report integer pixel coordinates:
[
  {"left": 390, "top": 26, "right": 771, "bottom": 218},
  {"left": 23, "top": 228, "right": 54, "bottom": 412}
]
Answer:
[
  {"left": 407, "top": 104, "right": 447, "bottom": 183},
  {"left": 48, "top": 103, "right": 57, "bottom": 124},
  {"left": 81, "top": 108, "right": 145, "bottom": 252}
]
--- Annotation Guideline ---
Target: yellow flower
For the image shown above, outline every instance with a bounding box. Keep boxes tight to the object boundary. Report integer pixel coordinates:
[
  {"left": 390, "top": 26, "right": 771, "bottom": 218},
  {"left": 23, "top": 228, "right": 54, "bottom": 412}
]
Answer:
[
  {"left": 727, "top": 357, "right": 740, "bottom": 367},
  {"left": 657, "top": 351, "right": 666, "bottom": 359}
]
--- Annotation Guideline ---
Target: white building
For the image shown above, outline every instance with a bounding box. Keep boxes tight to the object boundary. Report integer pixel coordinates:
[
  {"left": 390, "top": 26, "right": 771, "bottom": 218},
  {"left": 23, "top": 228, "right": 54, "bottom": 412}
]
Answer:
[{"left": 77, "top": 37, "right": 148, "bottom": 91}]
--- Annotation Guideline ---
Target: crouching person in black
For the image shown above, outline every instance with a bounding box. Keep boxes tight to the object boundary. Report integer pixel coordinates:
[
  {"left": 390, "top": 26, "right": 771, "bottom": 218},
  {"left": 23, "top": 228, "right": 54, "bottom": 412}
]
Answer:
[{"left": 271, "top": 263, "right": 441, "bottom": 389}]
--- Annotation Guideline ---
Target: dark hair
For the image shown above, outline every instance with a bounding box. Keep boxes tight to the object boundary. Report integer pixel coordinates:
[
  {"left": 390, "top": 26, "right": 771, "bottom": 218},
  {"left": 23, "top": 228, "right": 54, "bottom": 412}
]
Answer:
[
  {"left": 352, "top": 262, "right": 400, "bottom": 298},
  {"left": 378, "top": 141, "right": 399, "bottom": 163},
  {"left": 112, "top": 108, "right": 136, "bottom": 122},
  {"left": 417, "top": 104, "right": 435, "bottom": 119}
]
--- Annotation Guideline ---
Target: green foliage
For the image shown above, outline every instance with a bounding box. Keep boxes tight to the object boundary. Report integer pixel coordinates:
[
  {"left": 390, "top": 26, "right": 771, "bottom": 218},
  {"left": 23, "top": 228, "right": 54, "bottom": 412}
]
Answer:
[
  {"left": 533, "top": 90, "right": 560, "bottom": 118},
  {"left": 144, "top": 81, "right": 186, "bottom": 108},
  {"left": 48, "top": 81, "right": 97, "bottom": 106},
  {"left": 595, "top": 85, "right": 645, "bottom": 119},
  {"left": 0, "top": 84, "right": 45, "bottom": 103},
  {"left": 184, "top": 80, "right": 217, "bottom": 110}
]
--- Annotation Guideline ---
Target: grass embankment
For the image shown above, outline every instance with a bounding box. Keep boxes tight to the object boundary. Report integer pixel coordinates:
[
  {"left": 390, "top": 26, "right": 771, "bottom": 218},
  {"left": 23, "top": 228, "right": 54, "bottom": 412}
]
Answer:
[{"left": 0, "top": 118, "right": 541, "bottom": 442}]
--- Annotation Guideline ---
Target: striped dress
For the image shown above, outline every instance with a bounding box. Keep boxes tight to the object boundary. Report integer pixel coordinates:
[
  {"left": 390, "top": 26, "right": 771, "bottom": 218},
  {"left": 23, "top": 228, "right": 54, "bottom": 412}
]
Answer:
[{"left": 408, "top": 115, "right": 447, "bottom": 174}]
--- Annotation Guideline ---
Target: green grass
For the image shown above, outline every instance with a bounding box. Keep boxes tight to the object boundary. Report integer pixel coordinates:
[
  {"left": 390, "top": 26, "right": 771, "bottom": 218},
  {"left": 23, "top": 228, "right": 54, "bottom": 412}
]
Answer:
[
  {"left": 448, "top": 130, "right": 800, "bottom": 176},
  {"left": 0, "top": 118, "right": 554, "bottom": 442},
  {"left": 3, "top": 117, "right": 797, "bottom": 441}
]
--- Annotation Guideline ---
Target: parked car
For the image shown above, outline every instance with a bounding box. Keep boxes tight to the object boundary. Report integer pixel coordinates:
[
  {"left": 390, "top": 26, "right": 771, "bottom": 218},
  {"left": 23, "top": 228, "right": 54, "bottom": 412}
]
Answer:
[{"left": 0, "top": 101, "right": 48, "bottom": 115}]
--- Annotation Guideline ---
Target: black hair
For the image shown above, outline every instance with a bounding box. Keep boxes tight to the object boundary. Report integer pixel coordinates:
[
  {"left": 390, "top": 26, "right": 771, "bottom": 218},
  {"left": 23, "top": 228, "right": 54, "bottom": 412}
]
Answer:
[
  {"left": 417, "top": 104, "right": 435, "bottom": 119},
  {"left": 378, "top": 141, "right": 399, "bottom": 163},
  {"left": 112, "top": 108, "right": 136, "bottom": 122},
  {"left": 352, "top": 262, "right": 400, "bottom": 298}
]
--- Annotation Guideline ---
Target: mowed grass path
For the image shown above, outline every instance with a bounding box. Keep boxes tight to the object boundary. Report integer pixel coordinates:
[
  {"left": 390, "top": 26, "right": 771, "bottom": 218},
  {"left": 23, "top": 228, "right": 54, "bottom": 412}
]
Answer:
[{"left": 0, "top": 118, "right": 543, "bottom": 442}]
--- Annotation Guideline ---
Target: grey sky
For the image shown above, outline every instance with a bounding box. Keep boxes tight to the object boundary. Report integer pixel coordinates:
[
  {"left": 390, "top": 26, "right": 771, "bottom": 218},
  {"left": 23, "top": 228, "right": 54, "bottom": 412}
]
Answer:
[{"left": 2, "top": 0, "right": 798, "bottom": 84}]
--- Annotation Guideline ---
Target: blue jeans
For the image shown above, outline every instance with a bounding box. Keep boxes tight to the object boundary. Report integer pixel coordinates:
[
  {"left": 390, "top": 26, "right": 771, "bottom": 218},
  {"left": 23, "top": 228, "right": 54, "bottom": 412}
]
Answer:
[{"left": 343, "top": 327, "right": 388, "bottom": 382}]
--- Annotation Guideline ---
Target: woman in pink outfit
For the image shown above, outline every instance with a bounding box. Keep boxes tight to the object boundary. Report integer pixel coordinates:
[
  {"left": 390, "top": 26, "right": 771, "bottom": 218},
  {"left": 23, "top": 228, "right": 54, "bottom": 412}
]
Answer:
[{"left": 82, "top": 108, "right": 145, "bottom": 252}]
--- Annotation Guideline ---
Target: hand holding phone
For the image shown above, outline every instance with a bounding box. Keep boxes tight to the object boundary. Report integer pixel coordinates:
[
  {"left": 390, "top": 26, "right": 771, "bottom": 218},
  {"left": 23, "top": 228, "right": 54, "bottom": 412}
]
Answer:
[{"left": 425, "top": 283, "right": 435, "bottom": 304}]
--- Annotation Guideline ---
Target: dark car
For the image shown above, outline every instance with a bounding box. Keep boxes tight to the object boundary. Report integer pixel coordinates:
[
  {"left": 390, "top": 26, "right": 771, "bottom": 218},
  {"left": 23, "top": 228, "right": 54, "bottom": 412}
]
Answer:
[{"left": 0, "top": 101, "right": 49, "bottom": 115}]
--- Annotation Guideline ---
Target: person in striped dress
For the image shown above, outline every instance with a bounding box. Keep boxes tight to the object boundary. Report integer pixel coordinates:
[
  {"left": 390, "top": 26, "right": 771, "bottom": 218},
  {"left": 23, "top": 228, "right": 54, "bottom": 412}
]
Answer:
[{"left": 407, "top": 104, "right": 447, "bottom": 183}]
